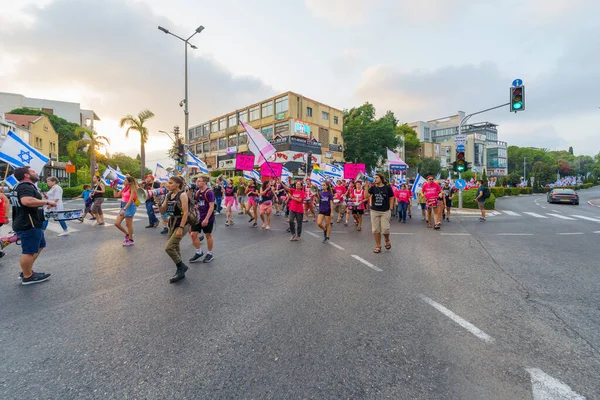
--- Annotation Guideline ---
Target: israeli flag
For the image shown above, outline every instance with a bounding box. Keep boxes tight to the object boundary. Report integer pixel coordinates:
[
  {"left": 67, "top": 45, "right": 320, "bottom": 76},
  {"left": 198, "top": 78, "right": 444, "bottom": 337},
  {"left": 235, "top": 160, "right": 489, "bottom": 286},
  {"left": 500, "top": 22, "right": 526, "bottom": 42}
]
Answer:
[
  {"left": 322, "top": 163, "right": 343, "bottom": 181},
  {"left": 0, "top": 130, "right": 49, "bottom": 173},
  {"left": 281, "top": 166, "right": 293, "bottom": 182},
  {"left": 155, "top": 163, "right": 169, "bottom": 182},
  {"left": 244, "top": 170, "right": 261, "bottom": 181},
  {"left": 102, "top": 166, "right": 125, "bottom": 190},
  {"left": 411, "top": 173, "right": 426, "bottom": 199},
  {"left": 309, "top": 170, "right": 325, "bottom": 189},
  {"left": 187, "top": 150, "right": 209, "bottom": 174},
  {"left": 473, "top": 167, "right": 479, "bottom": 173},
  {"left": 5, "top": 174, "right": 19, "bottom": 188}
]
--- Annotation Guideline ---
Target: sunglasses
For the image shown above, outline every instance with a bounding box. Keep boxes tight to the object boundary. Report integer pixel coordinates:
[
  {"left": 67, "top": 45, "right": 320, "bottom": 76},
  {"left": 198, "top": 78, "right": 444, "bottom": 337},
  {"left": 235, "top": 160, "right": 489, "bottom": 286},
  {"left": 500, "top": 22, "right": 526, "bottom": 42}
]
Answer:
[{"left": 428, "top": 178, "right": 433, "bottom": 181}]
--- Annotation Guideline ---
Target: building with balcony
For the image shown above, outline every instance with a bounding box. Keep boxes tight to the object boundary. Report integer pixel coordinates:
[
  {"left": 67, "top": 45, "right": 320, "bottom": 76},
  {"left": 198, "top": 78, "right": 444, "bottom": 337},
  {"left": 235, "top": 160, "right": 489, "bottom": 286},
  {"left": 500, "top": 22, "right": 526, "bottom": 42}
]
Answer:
[
  {"left": 409, "top": 111, "right": 508, "bottom": 176},
  {"left": 187, "top": 91, "right": 344, "bottom": 174}
]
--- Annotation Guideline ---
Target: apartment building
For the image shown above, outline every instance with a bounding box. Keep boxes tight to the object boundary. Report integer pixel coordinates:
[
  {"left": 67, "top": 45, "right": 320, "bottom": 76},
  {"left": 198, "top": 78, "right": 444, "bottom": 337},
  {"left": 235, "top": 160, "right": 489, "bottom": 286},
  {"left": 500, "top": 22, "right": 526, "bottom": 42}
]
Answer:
[{"left": 187, "top": 91, "right": 344, "bottom": 174}]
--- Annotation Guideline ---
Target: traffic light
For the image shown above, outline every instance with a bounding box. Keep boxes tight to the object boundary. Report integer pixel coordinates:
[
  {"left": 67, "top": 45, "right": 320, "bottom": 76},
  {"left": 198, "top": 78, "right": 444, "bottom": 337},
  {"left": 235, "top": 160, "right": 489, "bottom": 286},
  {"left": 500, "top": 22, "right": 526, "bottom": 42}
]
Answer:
[
  {"left": 176, "top": 140, "right": 184, "bottom": 165},
  {"left": 306, "top": 152, "right": 313, "bottom": 174},
  {"left": 510, "top": 85, "right": 525, "bottom": 112},
  {"left": 455, "top": 149, "right": 466, "bottom": 173},
  {"left": 464, "top": 162, "right": 472, "bottom": 172}
]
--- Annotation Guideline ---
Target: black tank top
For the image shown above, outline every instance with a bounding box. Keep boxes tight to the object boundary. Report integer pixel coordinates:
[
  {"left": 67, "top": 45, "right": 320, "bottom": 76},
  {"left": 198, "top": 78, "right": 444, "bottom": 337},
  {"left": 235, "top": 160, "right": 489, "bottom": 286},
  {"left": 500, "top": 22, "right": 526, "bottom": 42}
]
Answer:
[{"left": 166, "top": 191, "right": 183, "bottom": 216}]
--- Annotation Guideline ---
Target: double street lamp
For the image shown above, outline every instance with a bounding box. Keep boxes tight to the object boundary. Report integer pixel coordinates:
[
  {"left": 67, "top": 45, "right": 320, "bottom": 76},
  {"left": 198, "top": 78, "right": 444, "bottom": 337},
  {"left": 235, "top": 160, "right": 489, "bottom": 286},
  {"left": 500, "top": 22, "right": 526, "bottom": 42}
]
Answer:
[{"left": 157, "top": 24, "right": 205, "bottom": 170}]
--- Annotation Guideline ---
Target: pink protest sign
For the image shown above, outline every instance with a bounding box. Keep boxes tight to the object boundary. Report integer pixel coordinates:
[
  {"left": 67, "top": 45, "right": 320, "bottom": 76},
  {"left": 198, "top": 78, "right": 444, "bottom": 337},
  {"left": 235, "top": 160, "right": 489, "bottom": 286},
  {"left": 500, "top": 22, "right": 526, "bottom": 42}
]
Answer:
[
  {"left": 260, "top": 162, "right": 283, "bottom": 178},
  {"left": 344, "top": 163, "right": 366, "bottom": 179},
  {"left": 235, "top": 154, "right": 255, "bottom": 171}
]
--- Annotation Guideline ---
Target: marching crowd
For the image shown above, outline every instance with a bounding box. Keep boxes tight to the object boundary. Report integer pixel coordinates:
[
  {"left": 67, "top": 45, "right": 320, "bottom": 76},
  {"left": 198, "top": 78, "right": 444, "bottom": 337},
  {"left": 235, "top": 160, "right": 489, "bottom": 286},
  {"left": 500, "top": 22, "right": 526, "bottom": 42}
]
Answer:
[{"left": 5, "top": 165, "right": 490, "bottom": 286}]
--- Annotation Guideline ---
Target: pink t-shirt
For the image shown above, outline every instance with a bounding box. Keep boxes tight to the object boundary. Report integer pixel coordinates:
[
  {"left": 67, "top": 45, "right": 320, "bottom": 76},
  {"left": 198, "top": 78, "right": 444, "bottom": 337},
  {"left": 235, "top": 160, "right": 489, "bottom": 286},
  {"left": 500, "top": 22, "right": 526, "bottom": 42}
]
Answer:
[
  {"left": 334, "top": 185, "right": 346, "bottom": 200},
  {"left": 289, "top": 189, "right": 306, "bottom": 213},
  {"left": 396, "top": 189, "right": 411, "bottom": 203},
  {"left": 122, "top": 186, "right": 133, "bottom": 203},
  {"left": 350, "top": 189, "right": 365, "bottom": 210},
  {"left": 422, "top": 182, "right": 442, "bottom": 201}
]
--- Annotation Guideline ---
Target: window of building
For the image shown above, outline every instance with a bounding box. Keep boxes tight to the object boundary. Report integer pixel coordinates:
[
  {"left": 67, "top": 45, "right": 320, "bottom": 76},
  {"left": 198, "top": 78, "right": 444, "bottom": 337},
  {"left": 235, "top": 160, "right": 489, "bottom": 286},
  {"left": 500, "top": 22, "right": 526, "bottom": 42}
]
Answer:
[
  {"left": 261, "top": 125, "right": 274, "bottom": 141},
  {"left": 219, "top": 137, "right": 227, "bottom": 150},
  {"left": 239, "top": 110, "right": 248, "bottom": 123},
  {"left": 210, "top": 139, "right": 217, "bottom": 151},
  {"left": 228, "top": 114, "right": 237, "bottom": 128},
  {"left": 195, "top": 126, "right": 201, "bottom": 138},
  {"left": 35, "top": 137, "right": 42, "bottom": 148},
  {"left": 333, "top": 116, "right": 338, "bottom": 124},
  {"left": 203, "top": 141, "right": 209, "bottom": 153},
  {"left": 202, "top": 124, "right": 210, "bottom": 137},
  {"left": 238, "top": 132, "right": 248, "bottom": 145},
  {"left": 319, "top": 127, "right": 330, "bottom": 144},
  {"left": 333, "top": 137, "right": 338, "bottom": 144},
  {"left": 261, "top": 101, "right": 273, "bottom": 117},
  {"left": 249, "top": 106, "right": 260, "bottom": 121},
  {"left": 275, "top": 96, "right": 289, "bottom": 113},
  {"left": 274, "top": 121, "right": 289, "bottom": 137},
  {"left": 195, "top": 144, "right": 202, "bottom": 153},
  {"left": 228, "top": 135, "right": 238, "bottom": 147},
  {"left": 321, "top": 111, "right": 329, "bottom": 120},
  {"left": 306, "top": 107, "right": 313, "bottom": 117},
  {"left": 211, "top": 121, "right": 218, "bottom": 133},
  {"left": 424, "top": 127, "right": 431, "bottom": 141},
  {"left": 219, "top": 118, "right": 227, "bottom": 131}
]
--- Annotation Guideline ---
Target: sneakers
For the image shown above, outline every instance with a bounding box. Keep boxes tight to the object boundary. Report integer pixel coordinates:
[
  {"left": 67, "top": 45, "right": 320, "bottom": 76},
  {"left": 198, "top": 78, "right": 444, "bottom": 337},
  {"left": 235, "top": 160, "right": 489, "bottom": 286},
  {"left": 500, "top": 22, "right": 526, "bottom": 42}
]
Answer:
[
  {"left": 225, "top": 220, "right": 230, "bottom": 226},
  {"left": 203, "top": 253, "right": 214, "bottom": 263},
  {"left": 22, "top": 271, "right": 51, "bottom": 285},
  {"left": 123, "top": 239, "right": 135, "bottom": 246},
  {"left": 479, "top": 217, "right": 486, "bottom": 222},
  {"left": 161, "top": 227, "right": 168, "bottom": 234},
  {"left": 57, "top": 231, "right": 70, "bottom": 237},
  {"left": 145, "top": 224, "right": 154, "bottom": 228},
  {"left": 252, "top": 222, "right": 258, "bottom": 228},
  {"left": 322, "top": 237, "right": 330, "bottom": 243},
  {"left": 290, "top": 235, "right": 296, "bottom": 241},
  {"left": 189, "top": 251, "right": 204, "bottom": 263},
  {"left": 78, "top": 217, "right": 84, "bottom": 223},
  {"left": 265, "top": 226, "right": 270, "bottom": 230},
  {"left": 446, "top": 218, "right": 450, "bottom": 222}
]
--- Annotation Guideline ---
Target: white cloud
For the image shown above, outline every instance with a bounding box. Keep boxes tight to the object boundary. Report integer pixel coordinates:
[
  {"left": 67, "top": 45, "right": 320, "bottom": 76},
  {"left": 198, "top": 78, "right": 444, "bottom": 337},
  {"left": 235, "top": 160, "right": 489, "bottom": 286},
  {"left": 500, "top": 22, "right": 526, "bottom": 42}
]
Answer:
[{"left": 304, "top": 0, "right": 376, "bottom": 26}]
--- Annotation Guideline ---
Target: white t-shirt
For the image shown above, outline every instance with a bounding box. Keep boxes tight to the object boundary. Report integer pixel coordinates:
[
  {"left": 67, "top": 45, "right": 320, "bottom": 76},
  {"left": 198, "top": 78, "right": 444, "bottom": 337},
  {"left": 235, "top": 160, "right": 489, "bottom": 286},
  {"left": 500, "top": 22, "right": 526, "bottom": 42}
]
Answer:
[{"left": 46, "top": 185, "right": 64, "bottom": 211}]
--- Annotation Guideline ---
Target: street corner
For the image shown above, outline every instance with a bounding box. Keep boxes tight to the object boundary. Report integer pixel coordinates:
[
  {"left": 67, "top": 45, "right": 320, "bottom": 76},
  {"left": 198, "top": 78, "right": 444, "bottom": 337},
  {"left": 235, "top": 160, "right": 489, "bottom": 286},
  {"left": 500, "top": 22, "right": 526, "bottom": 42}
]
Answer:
[{"left": 587, "top": 199, "right": 600, "bottom": 207}]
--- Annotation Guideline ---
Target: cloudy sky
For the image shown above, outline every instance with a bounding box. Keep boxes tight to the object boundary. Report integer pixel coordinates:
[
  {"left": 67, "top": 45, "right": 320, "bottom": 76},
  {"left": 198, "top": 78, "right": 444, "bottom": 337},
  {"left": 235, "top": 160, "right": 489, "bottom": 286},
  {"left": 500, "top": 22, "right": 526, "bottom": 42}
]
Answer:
[{"left": 1, "top": 0, "right": 599, "bottom": 167}]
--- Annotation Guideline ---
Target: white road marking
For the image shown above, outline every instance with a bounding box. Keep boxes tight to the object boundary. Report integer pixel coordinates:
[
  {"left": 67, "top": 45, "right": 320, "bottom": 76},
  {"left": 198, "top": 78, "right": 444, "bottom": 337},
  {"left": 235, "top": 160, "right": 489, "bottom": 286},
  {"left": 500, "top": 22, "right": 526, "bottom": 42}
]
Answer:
[
  {"left": 351, "top": 255, "right": 382, "bottom": 272},
  {"left": 496, "top": 233, "right": 534, "bottom": 236},
  {"left": 571, "top": 215, "right": 600, "bottom": 222},
  {"left": 547, "top": 213, "right": 576, "bottom": 220},
  {"left": 524, "top": 212, "right": 549, "bottom": 218},
  {"left": 502, "top": 210, "right": 521, "bottom": 216},
  {"left": 552, "top": 209, "right": 560, "bottom": 213},
  {"left": 541, "top": 206, "right": 547, "bottom": 209},
  {"left": 440, "top": 233, "right": 471, "bottom": 236},
  {"left": 557, "top": 232, "right": 584, "bottom": 235},
  {"left": 329, "top": 241, "right": 345, "bottom": 250},
  {"left": 44, "top": 223, "right": 80, "bottom": 234},
  {"left": 526, "top": 368, "right": 585, "bottom": 400},
  {"left": 594, "top": 231, "right": 600, "bottom": 234},
  {"left": 389, "top": 232, "right": 414, "bottom": 235},
  {"left": 419, "top": 295, "right": 494, "bottom": 343},
  {"left": 305, "top": 231, "right": 320, "bottom": 239}
]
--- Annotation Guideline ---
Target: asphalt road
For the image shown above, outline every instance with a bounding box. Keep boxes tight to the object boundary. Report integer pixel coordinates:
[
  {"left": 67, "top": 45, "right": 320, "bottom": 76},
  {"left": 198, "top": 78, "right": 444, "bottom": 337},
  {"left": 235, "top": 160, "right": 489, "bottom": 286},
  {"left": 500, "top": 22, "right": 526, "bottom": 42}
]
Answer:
[{"left": 1, "top": 190, "right": 599, "bottom": 399}]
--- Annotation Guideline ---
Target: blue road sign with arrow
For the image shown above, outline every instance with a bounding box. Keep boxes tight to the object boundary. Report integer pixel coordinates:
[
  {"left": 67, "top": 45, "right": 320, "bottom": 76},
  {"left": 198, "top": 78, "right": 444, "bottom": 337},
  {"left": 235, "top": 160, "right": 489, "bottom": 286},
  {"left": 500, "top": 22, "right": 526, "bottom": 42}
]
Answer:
[
  {"left": 455, "top": 179, "right": 466, "bottom": 190},
  {"left": 456, "top": 144, "right": 465, "bottom": 152},
  {"left": 512, "top": 78, "right": 523, "bottom": 87}
]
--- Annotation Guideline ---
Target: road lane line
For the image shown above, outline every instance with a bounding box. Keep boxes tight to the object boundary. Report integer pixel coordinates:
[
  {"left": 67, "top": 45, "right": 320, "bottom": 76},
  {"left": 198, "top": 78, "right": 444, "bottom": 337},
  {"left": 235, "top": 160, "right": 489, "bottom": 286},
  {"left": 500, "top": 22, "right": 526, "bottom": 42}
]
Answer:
[
  {"left": 502, "top": 210, "right": 520, "bottom": 216},
  {"left": 523, "top": 212, "right": 549, "bottom": 218},
  {"left": 541, "top": 206, "right": 547, "bottom": 209},
  {"left": 557, "top": 232, "right": 584, "bottom": 235},
  {"left": 571, "top": 215, "right": 600, "bottom": 222},
  {"left": 305, "top": 231, "right": 321, "bottom": 239},
  {"left": 496, "top": 233, "right": 534, "bottom": 236},
  {"left": 351, "top": 255, "right": 382, "bottom": 272},
  {"left": 526, "top": 368, "right": 585, "bottom": 400},
  {"left": 440, "top": 233, "right": 470, "bottom": 236},
  {"left": 552, "top": 209, "right": 560, "bottom": 213},
  {"left": 389, "top": 232, "right": 414, "bottom": 235},
  {"left": 594, "top": 231, "right": 600, "bottom": 234},
  {"left": 419, "top": 295, "right": 495, "bottom": 343},
  {"left": 547, "top": 213, "right": 576, "bottom": 220},
  {"left": 305, "top": 231, "right": 345, "bottom": 250}
]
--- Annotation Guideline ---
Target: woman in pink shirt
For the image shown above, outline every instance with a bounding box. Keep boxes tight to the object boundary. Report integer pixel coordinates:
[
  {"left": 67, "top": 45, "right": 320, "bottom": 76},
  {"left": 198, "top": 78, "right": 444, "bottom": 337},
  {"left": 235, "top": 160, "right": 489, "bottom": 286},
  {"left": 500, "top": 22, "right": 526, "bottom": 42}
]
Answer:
[
  {"left": 395, "top": 183, "right": 411, "bottom": 223},
  {"left": 349, "top": 180, "right": 367, "bottom": 231},
  {"left": 287, "top": 180, "right": 306, "bottom": 241},
  {"left": 114, "top": 176, "right": 139, "bottom": 246},
  {"left": 421, "top": 176, "right": 443, "bottom": 229}
]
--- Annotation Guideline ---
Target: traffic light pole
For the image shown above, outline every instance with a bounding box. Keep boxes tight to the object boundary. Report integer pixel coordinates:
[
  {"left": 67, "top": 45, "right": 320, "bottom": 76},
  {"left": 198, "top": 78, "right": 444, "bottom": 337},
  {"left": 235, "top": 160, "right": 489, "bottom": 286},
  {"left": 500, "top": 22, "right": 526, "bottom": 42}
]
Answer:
[{"left": 457, "top": 102, "right": 510, "bottom": 209}]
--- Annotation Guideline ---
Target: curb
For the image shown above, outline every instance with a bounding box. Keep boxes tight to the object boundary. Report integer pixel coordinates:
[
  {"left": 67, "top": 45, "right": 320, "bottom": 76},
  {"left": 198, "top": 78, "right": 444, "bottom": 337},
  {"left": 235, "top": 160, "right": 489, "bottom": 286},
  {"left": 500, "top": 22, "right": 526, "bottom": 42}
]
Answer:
[{"left": 588, "top": 200, "right": 600, "bottom": 208}]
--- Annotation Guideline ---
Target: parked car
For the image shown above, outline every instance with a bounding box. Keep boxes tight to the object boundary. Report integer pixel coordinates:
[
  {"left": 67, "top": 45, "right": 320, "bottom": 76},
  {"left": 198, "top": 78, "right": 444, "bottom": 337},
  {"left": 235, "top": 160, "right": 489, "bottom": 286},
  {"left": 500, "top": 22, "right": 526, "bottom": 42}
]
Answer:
[{"left": 547, "top": 188, "right": 579, "bottom": 205}]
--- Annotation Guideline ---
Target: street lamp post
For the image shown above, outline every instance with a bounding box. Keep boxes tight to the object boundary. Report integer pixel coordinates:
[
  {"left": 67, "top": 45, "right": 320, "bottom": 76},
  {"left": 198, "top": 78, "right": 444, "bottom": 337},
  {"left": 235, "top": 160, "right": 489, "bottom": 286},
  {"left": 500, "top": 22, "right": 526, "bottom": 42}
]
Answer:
[{"left": 157, "top": 24, "right": 204, "bottom": 172}]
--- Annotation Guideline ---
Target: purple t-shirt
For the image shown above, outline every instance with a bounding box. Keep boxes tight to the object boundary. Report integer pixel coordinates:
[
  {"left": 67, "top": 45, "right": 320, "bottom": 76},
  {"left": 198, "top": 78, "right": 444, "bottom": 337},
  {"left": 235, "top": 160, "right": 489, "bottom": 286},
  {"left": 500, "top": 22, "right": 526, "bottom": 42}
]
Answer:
[
  {"left": 319, "top": 191, "right": 333, "bottom": 214},
  {"left": 196, "top": 189, "right": 215, "bottom": 222}
]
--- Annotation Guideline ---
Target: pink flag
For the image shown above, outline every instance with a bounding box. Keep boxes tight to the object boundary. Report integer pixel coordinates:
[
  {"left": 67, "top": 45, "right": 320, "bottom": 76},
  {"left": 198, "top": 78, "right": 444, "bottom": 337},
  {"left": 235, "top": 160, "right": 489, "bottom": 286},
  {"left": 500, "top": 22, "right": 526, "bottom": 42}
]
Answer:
[
  {"left": 240, "top": 120, "right": 276, "bottom": 165},
  {"left": 387, "top": 148, "right": 406, "bottom": 165}
]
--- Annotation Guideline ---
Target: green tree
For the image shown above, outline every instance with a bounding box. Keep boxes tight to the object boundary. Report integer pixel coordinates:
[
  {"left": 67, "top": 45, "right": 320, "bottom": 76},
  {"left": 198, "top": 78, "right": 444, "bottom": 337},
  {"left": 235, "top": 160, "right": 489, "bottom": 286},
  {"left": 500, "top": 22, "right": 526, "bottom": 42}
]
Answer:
[
  {"left": 395, "top": 124, "right": 420, "bottom": 167},
  {"left": 481, "top": 168, "right": 488, "bottom": 185},
  {"left": 342, "top": 102, "right": 400, "bottom": 171},
  {"left": 568, "top": 146, "right": 574, "bottom": 155},
  {"left": 67, "top": 127, "right": 110, "bottom": 183},
  {"left": 119, "top": 109, "right": 155, "bottom": 179},
  {"left": 417, "top": 157, "right": 442, "bottom": 178}
]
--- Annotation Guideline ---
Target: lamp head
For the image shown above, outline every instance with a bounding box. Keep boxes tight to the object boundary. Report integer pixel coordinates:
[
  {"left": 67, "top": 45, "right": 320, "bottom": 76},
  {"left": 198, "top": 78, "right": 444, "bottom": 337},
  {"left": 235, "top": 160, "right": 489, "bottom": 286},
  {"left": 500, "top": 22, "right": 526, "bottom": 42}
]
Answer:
[
  {"left": 158, "top": 26, "right": 169, "bottom": 34},
  {"left": 195, "top": 25, "right": 205, "bottom": 33}
]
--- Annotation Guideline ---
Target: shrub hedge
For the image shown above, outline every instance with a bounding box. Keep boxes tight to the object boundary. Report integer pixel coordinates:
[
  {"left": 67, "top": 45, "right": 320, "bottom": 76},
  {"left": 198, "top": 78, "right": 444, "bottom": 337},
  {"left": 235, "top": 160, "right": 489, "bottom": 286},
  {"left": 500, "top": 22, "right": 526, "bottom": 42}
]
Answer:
[
  {"left": 451, "top": 188, "right": 496, "bottom": 210},
  {"left": 62, "top": 185, "right": 115, "bottom": 199}
]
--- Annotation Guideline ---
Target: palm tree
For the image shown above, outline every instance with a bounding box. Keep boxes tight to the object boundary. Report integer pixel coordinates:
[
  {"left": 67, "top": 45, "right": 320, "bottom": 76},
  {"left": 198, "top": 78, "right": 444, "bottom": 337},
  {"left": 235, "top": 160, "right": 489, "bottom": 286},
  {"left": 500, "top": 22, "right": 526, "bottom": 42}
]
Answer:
[
  {"left": 119, "top": 109, "right": 155, "bottom": 178},
  {"left": 68, "top": 127, "right": 111, "bottom": 183}
]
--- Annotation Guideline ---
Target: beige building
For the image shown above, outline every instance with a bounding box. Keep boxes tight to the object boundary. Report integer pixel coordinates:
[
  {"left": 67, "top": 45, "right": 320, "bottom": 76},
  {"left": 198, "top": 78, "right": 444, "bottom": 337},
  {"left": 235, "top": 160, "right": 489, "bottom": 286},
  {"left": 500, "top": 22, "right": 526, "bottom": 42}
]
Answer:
[
  {"left": 187, "top": 91, "right": 344, "bottom": 174},
  {"left": 5, "top": 114, "right": 59, "bottom": 161}
]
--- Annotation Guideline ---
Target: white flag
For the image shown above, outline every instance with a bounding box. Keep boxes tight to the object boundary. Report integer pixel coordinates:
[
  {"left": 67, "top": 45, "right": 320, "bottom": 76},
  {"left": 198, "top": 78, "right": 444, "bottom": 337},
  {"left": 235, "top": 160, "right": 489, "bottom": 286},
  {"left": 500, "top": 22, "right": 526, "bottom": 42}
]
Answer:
[
  {"left": 240, "top": 120, "right": 276, "bottom": 165},
  {"left": 155, "top": 163, "right": 169, "bottom": 182}
]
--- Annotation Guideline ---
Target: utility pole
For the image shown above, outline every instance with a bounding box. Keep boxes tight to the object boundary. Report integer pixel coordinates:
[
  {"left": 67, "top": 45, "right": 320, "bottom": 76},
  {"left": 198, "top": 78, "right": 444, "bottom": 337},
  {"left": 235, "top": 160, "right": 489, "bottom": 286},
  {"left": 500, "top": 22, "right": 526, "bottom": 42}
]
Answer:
[{"left": 524, "top": 157, "right": 527, "bottom": 185}]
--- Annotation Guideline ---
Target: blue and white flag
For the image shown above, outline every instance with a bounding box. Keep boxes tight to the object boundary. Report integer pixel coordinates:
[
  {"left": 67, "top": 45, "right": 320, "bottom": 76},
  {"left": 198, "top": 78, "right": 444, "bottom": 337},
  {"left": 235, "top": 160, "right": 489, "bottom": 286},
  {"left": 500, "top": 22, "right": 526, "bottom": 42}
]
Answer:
[
  {"left": 116, "top": 165, "right": 122, "bottom": 173},
  {"left": 473, "top": 167, "right": 479, "bottom": 173},
  {"left": 309, "top": 170, "right": 325, "bottom": 189},
  {"left": 244, "top": 170, "right": 261, "bottom": 181},
  {"left": 0, "top": 130, "right": 49, "bottom": 173},
  {"left": 186, "top": 150, "right": 209, "bottom": 174},
  {"left": 155, "top": 163, "right": 169, "bottom": 182},
  {"left": 435, "top": 172, "right": 441, "bottom": 180},
  {"left": 281, "top": 166, "right": 293, "bottom": 182},
  {"left": 322, "top": 163, "right": 344, "bottom": 181},
  {"left": 102, "top": 166, "right": 125, "bottom": 190},
  {"left": 412, "top": 173, "right": 426, "bottom": 199}
]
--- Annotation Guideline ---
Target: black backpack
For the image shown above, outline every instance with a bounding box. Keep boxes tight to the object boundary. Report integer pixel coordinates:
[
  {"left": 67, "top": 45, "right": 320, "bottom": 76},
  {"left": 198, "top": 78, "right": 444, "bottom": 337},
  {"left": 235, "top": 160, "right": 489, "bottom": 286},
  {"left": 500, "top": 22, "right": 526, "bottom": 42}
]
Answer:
[{"left": 482, "top": 187, "right": 491, "bottom": 199}]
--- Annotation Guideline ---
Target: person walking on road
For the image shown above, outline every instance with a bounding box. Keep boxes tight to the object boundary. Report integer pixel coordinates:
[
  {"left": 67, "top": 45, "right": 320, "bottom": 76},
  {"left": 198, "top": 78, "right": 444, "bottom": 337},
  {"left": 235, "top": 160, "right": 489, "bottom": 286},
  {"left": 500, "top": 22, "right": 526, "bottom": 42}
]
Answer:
[
  {"left": 246, "top": 178, "right": 259, "bottom": 228},
  {"left": 287, "top": 180, "right": 306, "bottom": 241},
  {"left": 474, "top": 179, "right": 487, "bottom": 221},
  {"left": 90, "top": 175, "right": 106, "bottom": 226},
  {"left": 43, "top": 176, "right": 70, "bottom": 236},
  {"left": 114, "top": 176, "right": 138, "bottom": 246},
  {"left": 442, "top": 181, "right": 455, "bottom": 222},
  {"left": 421, "top": 175, "right": 443, "bottom": 229},
  {"left": 143, "top": 174, "right": 160, "bottom": 228},
  {"left": 395, "top": 183, "right": 411, "bottom": 223},
  {"left": 316, "top": 180, "right": 334, "bottom": 243},
  {"left": 159, "top": 176, "right": 190, "bottom": 283},
  {"left": 367, "top": 173, "right": 394, "bottom": 253},
  {"left": 224, "top": 179, "right": 237, "bottom": 226},
  {"left": 259, "top": 179, "right": 274, "bottom": 230},
  {"left": 189, "top": 176, "right": 215, "bottom": 263},
  {"left": 11, "top": 166, "right": 56, "bottom": 285}
]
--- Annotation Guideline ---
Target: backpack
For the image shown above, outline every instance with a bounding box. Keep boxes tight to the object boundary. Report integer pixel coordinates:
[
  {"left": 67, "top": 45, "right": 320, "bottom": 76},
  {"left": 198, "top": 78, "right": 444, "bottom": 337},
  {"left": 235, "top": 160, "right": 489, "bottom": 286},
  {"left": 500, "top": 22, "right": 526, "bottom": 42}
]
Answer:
[
  {"left": 172, "top": 191, "right": 200, "bottom": 226},
  {"left": 482, "top": 187, "right": 491, "bottom": 199}
]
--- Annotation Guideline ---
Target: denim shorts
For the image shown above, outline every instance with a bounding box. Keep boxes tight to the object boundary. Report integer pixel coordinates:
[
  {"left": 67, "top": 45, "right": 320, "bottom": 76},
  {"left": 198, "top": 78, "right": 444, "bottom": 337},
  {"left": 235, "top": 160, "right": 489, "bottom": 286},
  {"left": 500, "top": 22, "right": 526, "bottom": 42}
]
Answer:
[
  {"left": 16, "top": 228, "right": 46, "bottom": 255},
  {"left": 121, "top": 202, "right": 137, "bottom": 217}
]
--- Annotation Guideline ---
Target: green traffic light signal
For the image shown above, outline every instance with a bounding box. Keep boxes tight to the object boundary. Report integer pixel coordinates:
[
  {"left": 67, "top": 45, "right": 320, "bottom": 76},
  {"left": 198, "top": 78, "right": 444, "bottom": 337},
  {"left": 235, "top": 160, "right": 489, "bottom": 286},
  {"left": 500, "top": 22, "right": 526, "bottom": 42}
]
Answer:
[{"left": 510, "top": 86, "right": 525, "bottom": 112}]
